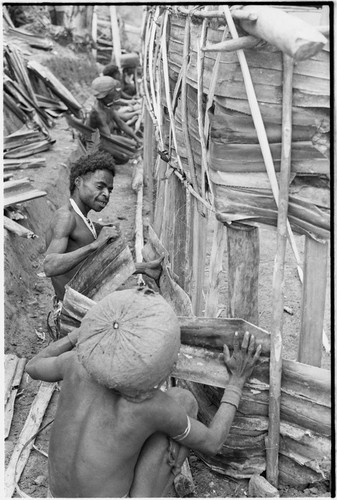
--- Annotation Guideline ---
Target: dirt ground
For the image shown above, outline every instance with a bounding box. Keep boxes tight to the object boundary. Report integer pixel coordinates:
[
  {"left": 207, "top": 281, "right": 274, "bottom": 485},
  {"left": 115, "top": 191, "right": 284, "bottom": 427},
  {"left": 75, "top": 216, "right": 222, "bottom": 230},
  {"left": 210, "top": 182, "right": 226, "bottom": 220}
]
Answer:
[{"left": 4, "top": 26, "right": 331, "bottom": 500}]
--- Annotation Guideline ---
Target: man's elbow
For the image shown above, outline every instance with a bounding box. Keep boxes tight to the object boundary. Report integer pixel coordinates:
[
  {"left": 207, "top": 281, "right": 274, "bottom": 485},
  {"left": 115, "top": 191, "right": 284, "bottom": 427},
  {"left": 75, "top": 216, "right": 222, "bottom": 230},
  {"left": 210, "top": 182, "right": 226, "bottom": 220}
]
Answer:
[
  {"left": 25, "top": 359, "right": 39, "bottom": 380},
  {"left": 43, "top": 256, "right": 56, "bottom": 277}
]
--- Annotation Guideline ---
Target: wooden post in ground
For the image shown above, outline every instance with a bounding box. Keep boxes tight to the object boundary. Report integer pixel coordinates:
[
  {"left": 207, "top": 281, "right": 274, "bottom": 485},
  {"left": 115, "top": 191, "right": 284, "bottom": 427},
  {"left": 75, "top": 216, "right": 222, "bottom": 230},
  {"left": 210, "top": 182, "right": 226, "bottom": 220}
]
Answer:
[
  {"left": 226, "top": 223, "right": 259, "bottom": 325},
  {"left": 191, "top": 199, "right": 208, "bottom": 316},
  {"left": 298, "top": 237, "right": 328, "bottom": 367},
  {"left": 143, "top": 107, "right": 155, "bottom": 224},
  {"left": 91, "top": 6, "right": 97, "bottom": 60},
  {"left": 205, "top": 218, "right": 226, "bottom": 317},
  {"left": 266, "top": 53, "right": 294, "bottom": 488},
  {"left": 110, "top": 6, "right": 122, "bottom": 69}
]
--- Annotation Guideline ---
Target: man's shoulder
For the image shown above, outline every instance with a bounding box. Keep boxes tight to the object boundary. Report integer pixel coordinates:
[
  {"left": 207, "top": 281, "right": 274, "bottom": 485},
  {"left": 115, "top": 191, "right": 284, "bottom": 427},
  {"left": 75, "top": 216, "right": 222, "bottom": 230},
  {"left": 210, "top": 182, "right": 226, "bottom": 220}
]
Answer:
[{"left": 50, "top": 203, "right": 76, "bottom": 231}]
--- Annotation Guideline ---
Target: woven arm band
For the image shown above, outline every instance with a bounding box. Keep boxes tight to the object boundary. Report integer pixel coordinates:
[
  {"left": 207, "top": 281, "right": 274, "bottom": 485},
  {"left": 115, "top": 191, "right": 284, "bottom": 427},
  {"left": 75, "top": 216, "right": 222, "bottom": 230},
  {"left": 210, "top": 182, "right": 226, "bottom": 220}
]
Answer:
[{"left": 220, "top": 385, "right": 242, "bottom": 410}]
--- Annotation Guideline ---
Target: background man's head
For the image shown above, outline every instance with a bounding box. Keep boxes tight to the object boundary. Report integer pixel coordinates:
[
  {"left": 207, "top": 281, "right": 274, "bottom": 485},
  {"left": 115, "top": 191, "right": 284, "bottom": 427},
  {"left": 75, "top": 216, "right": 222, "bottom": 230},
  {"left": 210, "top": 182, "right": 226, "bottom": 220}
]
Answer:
[
  {"left": 92, "top": 76, "right": 122, "bottom": 107},
  {"left": 102, "top": 64, "right": 121, "bottom": 81},
  {"left": 69, "top": 150, "right": 115, "bottom": 195}
]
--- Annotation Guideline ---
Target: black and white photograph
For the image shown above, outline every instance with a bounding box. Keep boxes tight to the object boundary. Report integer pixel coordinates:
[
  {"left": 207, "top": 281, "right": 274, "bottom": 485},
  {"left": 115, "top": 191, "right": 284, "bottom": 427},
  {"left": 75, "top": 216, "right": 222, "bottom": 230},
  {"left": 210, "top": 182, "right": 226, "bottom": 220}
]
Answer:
[{"left": 3, "top": 2, "right": 332, "bottom": 498}]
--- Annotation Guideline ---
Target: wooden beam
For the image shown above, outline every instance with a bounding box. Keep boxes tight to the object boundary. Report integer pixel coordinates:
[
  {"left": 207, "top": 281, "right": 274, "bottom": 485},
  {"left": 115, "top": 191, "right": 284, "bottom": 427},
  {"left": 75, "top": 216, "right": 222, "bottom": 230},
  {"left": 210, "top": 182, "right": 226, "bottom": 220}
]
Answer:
[
  {"left": 4, "top": 216, "right": 38, "bottom": 239},
  {"left": 4, "top": 178, "right": 47, "bottom": 207},
  {"left": 298, "top": 237, "right": 329, "bottom": 366},
  {"left": 238, "top": 5, "right": 327, "bottom": 61},
  {"left": 227, "top": 223, "right": 259, "bottom": 325},
  {"left": 5, "top": 357, "right": 26, "bottom": 438},
  {"left": 143, "top": 107, "right": 155, "bottom": 224},
  {"left": 202, "top": 35, "right": 260, "bottom": 53},
  {"left": 5, "top": 382, "right": 56, "bottom": 498},
  {"left": 267, "top": 54, "right": 294, "bottom": 488},
  {"left": 110, "top": 6, "right": 122, "bottom": 69},
  {"left": 179, "top": 316, "right": 270, "bottom": 354},
  {"left": 204, "top": 219, "right": 226, "bottom": 317}
]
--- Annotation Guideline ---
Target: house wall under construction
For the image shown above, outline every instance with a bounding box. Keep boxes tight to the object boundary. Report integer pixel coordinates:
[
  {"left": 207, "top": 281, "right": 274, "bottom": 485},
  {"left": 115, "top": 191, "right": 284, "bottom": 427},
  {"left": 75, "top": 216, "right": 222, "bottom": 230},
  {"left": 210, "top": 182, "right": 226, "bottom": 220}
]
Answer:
[{"left": 141, "top": 4, "right": 331, "bottom": 488}]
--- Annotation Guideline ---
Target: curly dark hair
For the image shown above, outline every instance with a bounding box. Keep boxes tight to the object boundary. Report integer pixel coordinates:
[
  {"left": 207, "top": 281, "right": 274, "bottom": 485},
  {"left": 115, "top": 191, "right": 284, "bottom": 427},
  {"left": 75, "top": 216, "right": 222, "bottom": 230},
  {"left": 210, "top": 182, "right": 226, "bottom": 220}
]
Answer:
[{"left": 69, "top": 150, "right": 115, "bottom": 194}]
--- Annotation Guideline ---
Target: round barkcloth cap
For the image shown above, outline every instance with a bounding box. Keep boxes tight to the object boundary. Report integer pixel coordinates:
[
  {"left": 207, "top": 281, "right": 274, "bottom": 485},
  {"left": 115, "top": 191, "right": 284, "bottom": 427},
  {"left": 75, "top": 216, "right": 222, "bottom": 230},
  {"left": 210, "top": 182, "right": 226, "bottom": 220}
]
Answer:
[
  {"left": 92, "top": 76, "right": 121, "bottom": 99},
  {"left": 76, "top": 288, "right": 181, "bottom": 401}
]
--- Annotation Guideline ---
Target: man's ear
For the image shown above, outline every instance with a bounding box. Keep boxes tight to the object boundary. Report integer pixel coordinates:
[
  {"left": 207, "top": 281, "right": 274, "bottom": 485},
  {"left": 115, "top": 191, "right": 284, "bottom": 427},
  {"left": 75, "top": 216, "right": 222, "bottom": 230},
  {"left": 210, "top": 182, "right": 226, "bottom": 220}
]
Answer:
[{"left": 75, "top": 177, "right": 82, "bottom": 188}]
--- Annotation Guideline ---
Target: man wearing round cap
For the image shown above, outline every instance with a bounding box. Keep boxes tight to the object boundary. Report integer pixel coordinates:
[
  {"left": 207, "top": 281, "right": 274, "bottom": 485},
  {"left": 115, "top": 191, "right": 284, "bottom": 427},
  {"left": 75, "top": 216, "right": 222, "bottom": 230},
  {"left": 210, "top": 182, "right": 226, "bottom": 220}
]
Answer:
[{"left": 87, "top": 75, "right": 141, "bottom": 146}]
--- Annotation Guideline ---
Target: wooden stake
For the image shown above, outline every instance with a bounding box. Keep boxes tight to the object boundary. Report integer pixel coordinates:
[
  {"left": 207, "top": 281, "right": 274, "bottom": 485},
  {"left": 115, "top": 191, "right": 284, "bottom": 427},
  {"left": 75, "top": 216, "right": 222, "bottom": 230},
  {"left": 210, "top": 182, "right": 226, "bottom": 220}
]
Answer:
[
  {"left": 191, "top": 199, "right": 208, "bottom": 315},
  {"left": 202, "top": 35, "right": 260, "bottom": 52},
  {"left": 110, "top": 6, "right": 122, "bottom": 69},
  {"left": 143, "top": 108, "right": 155, "bottom": 223},
  {"left": 91, "top": 6, "right": 97, "bottom": 60},
  {"left": 5, "top": 382, "right": 56, "bottom": 498},
  {"left": 204, "top": 218, "right": 226, "bottom": 317},
  {"left": 298, "top": 237, "right": 328, "bottom": 367},
  {"left": 5, "top": 357, "right": 26, "bottom": 438},
  {"left": 4, "top": 216, "right": 38, "bottom": 239},
  {"left": 181, "top": 16, "right": 200, "bottom": 193},
  {"left": 266, "top": 54, "right": 294, "bottom": 488},
  {"left": 227, "top": 223, "right": 259, "bottom": 325}
]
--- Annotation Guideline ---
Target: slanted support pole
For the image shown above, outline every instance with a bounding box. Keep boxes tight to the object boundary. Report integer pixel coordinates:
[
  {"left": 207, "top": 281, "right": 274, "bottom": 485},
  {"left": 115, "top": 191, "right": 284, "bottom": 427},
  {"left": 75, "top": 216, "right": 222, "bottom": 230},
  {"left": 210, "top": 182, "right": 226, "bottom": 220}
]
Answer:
[
  {"left": 143, "top": 107, "right": 155, "bottom": 224},
  {"left": 298, "top": 237, "right": 328, "bottom": 367},
  {"left": 110, "top": 5, "right": 121, "bottom": 70},
  {"left": 226, "top": 223, "right": 259, "bottom": 325},
  {"left": 266, "top": 53, "right": 294, "bottom": 487}
]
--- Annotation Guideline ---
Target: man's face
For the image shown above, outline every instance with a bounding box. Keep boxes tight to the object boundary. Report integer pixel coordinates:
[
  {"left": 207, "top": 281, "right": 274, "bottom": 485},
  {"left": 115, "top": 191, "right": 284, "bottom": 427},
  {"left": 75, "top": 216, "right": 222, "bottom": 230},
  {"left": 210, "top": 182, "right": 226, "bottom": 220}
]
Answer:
[
  {"left": 77, "top": 169, "right": 114, "bottom": 212},
  {"left": 100, "top": 86, "right": 122, "bottom": 107}
]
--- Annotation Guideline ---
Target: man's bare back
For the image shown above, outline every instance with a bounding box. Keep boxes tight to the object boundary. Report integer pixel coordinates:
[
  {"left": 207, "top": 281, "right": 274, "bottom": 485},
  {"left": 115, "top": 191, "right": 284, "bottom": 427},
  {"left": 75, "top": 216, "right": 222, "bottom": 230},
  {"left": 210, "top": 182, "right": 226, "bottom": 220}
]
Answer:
[{"left": 49, "top": 353, "right": 160, "bottom": 497}]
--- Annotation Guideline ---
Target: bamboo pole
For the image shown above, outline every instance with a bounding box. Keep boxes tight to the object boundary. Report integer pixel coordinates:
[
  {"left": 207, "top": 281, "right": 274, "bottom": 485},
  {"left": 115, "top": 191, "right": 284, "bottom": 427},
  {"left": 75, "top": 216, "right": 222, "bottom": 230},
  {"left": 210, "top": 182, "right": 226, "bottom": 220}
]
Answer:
[
  {"left": 202, "top": 35, "right": 260, "bottom": 53},
  {"left": 91, "top": 6, "right": 97, "bottom": 60},
  {"left": 181, "top": 15, "right": 200, "bottom": 195},
  {"left": 222, "top": 6, "right": 303, "bottom": 283},
  {"left": 196, "top": 18, "right": 208, "bottom": 199},
  {"left": 110, "top": 6, "right": 121, "bottom": 69},
  {"left": 266, "top": 53, "right": 294, "bottom": 488},
  {"left": 298, "top": 238, "right": 328, "bottom": 366},
  {"left": 204, "top": 218, "right": 226, "bottom": 317},
  {"left": 176, "top": 6, "right": 257, "bottom": 21},
  {"left": 5, "top": 357, "right": 26, "bottom": 438}
]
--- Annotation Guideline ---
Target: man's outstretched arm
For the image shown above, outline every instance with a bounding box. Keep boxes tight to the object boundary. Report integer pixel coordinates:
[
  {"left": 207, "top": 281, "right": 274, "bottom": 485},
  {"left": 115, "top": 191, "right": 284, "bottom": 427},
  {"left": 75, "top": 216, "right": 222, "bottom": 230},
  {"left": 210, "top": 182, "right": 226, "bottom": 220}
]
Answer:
[{"left": 156, "top": 332, "right": 261, "bottom": 456}]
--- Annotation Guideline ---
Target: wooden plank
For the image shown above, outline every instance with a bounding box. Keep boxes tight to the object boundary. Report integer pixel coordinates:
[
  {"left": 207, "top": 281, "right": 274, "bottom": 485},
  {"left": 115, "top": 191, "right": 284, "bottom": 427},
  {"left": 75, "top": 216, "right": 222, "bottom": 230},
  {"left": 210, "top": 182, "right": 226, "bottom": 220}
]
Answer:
[
  {"left": 143, "top": 107, "right": 155, "bottom": 223},
  {"left": 204, "top": 218, "right": 226, "bottom": 317},
  {"left": 191, "top": 199, "right": 208, "bottom": 315},
  {"left": 173, "top": 346, "right": 331, "bottom": 435},
  {"left": 267, "top": 54, "right": 294, "bottom": 487},
  {"left": 227, "top": 224, "right": 259, "bottom": 325},
  {"left": 5, "top": 354, "right": 19, "bottom": 406},
  {"left": 5, "top": 382, "right": 56, "bottom": 498},
  {"left": 5, "top": 358, "right": 26, "bottom": 438},
  {"left": 4, "top": 216, "right": 38, "bottom": 239},
  {"left": 239, "top": 6, "right": 327, "bottom": 61},
  {"left": 67, "top": 237, "right": 136, "bottom": 300},
  {"left": 179, "top": 316, "right": 270, "bottom": 354},
  {"left": 298, "top": 237, "right": 329, "bottom": 366}
]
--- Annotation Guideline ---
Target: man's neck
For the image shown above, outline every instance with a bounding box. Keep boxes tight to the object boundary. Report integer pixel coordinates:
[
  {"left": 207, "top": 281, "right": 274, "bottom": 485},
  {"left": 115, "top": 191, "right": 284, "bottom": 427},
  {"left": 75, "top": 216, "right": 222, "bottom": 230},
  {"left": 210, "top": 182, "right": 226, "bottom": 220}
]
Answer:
[{"left": 70, "top": 195, "right": 88, "bottom": 217}]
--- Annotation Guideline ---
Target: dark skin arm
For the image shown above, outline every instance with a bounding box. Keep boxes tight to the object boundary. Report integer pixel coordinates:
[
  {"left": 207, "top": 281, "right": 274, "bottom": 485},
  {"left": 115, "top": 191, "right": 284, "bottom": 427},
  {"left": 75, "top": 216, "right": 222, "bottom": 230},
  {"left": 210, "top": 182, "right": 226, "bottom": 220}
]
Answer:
[
  {"left": 44, "top": 210, "right": 120, "bottom": 277},
  {"left": 110, "top": 108, "right": 141, "bottom": 145},
  {"left": 26, "top": 328, "right": 80, "bottom": 382},
  {"left": 154, "top": 331, "right": 261, "bottom": 456}
]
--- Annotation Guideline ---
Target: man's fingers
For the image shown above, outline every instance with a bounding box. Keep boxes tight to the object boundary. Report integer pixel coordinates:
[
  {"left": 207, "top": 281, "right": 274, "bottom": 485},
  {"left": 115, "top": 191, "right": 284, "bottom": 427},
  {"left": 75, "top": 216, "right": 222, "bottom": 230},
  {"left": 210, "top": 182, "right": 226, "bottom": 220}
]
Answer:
[
  {"left": 233, "top": 331, "right": 240, "bottom": 353},
  {"left": 248, "top": 333, "right": 255, "bottom": 351},
  {"left": 241, "top": 331, "right": 250, "bottom": 350},
  {"left": 253, "top": 344, "right": 262, "bottom": 362},
  {"left": 223, "top": 344, "right": 231, "bottom": 364}
]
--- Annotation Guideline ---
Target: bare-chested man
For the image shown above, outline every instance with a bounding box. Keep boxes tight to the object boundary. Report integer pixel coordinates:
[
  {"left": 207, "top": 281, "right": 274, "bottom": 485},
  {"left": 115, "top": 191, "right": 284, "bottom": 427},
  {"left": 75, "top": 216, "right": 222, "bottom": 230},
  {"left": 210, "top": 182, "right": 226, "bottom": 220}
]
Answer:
[
  {"left": 44, "top": 149, "right": 161, "bottom": 334},
  {"left": 26, "top": 319, "right": 261, "bottom": 498},
  {"left": 86, "top": 75, "right": 141, "bottom": 146}
]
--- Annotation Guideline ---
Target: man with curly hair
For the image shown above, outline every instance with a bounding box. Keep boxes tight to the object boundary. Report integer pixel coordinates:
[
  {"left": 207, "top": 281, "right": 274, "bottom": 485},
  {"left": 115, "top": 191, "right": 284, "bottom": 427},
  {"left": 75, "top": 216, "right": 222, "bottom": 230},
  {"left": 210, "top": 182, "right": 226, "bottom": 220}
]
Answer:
[{"left": 44, "top": 149, "right": 162, "bottom": 336}]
